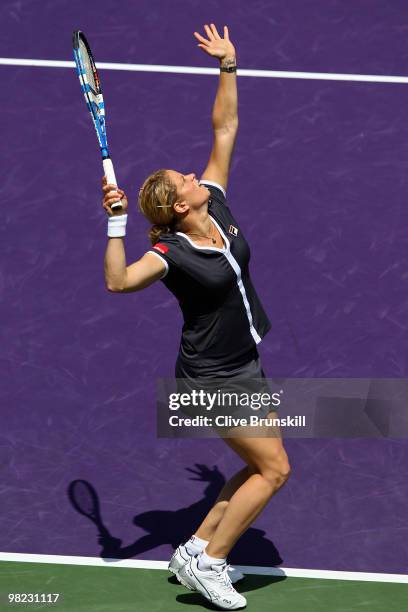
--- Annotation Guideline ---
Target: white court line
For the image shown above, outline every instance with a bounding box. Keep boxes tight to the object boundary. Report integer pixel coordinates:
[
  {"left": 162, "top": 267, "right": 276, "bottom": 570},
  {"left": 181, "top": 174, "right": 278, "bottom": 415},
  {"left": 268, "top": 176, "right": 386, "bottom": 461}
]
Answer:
[
  {"left": 1, "top": 57, "right": 408, "bottom": 84},
  {"left": 0, "top": 552, "right": 407, "bottom": 584}
]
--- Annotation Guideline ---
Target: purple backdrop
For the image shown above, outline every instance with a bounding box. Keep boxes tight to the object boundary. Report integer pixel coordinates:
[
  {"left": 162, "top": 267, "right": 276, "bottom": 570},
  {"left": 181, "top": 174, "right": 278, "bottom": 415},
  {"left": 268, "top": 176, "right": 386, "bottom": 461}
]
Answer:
[{"left": 1, "top": 0, "right": 407, "bottom": 574}]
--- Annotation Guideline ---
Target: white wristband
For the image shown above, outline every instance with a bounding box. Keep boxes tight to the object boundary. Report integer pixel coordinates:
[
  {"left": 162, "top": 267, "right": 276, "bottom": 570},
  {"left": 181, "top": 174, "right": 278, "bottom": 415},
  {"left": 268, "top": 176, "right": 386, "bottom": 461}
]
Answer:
[{"left": 107, "top": 214, "right": 128, "bottom": 238}]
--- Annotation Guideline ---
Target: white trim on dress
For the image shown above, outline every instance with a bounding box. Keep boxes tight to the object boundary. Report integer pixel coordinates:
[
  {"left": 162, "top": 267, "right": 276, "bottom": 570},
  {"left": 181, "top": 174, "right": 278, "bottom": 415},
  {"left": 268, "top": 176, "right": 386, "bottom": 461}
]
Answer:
[
  {"left": 146, "top": 250, "right": 169, "bottom": 278},
  {"left": 199, "top": 180, "right": 227, "bottom": 199}
]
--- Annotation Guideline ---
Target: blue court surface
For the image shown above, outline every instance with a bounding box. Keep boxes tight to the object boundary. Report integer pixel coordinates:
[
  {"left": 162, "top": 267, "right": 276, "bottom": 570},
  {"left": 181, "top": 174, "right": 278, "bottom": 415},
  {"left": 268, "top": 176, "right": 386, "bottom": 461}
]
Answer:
[{"left": 0, "top": 1, "right": 407, "bottom": 610}]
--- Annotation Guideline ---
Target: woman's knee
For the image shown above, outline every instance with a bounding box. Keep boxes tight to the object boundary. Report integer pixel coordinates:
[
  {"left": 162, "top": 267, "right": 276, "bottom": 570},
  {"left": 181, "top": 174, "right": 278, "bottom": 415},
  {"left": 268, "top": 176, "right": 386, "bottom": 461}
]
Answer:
[
  {"left": 226, "top": 436, "right": 291, "bottom": 486},
  {"left": 260, "top": 450, "right": 291, "bottom": 487}
]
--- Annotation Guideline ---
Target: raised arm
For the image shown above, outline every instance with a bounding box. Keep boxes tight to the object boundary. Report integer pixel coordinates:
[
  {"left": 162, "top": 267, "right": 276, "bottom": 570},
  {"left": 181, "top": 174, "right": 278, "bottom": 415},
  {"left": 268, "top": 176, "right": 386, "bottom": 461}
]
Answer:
[
  {"left": 195, "top": 24, "right": 238, "bottom": 192},
  {"left": 102, "top": 178, "right": 166, "bottom": 292}
]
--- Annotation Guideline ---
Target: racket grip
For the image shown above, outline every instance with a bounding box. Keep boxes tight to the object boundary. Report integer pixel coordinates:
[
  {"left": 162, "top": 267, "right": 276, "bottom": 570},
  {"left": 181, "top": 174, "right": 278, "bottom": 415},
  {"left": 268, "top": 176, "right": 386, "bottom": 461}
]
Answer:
[{"left": 103, "top": 158, "right": 123, "bottom": 211}]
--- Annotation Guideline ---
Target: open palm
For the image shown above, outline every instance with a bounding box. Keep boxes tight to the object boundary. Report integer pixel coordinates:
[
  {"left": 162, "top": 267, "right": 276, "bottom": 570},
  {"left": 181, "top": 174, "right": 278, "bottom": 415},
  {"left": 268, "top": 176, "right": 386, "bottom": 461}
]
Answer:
[{"left": 193, "top": 23, "right": 236, "bottom": 60}]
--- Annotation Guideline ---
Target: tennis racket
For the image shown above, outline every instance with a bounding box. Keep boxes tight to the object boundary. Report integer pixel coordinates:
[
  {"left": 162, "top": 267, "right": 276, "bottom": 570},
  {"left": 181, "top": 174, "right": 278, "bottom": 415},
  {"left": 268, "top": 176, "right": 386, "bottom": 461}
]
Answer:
[{"left": 73, "top": 31, "right": 122, "bottom": 210}]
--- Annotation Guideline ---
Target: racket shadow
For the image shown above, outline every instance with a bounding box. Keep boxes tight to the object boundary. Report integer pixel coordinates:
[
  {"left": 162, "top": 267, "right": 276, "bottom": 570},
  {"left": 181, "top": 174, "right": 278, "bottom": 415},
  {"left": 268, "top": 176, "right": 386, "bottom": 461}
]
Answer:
[
  {"left": 67, "top": 466, "right": 283, "bottom": 567},
  {"left": 67, "top": 479, "right": 123, "bottom": 557}
]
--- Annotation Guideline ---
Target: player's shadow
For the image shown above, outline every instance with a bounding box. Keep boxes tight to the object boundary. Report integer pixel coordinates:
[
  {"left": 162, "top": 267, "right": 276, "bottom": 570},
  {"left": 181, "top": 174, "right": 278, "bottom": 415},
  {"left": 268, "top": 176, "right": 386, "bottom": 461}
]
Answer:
[{"left": 68, "top": 465, "right": 283, "bottom": 568}]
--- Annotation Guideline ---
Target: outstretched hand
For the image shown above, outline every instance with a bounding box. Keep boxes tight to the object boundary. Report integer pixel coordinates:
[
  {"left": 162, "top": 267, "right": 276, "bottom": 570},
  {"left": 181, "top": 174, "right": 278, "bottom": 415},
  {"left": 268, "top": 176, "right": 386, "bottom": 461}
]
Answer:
[{"left": 193, "top": 24, "right": 236, "bottom": 61}]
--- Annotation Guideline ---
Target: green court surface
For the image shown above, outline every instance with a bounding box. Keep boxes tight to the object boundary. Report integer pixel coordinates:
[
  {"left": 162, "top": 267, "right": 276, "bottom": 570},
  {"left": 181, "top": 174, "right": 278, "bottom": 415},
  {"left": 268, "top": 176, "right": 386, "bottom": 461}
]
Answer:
[{"left": 0, "top": 561, "right": 406, "bottom": 612}]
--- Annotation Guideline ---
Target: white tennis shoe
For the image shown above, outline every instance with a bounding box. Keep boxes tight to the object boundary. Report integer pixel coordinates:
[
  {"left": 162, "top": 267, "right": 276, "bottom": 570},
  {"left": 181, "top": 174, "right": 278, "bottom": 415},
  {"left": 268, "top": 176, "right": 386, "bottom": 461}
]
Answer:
[
  {"left": 177, "top": 554, "right": 247, "bottom": 610},
  {"left": 168, "top": 544, "right": 191, "bottom": 576},
  {"left": 168, "top": 544, "right": 245, "bottom": 585}
]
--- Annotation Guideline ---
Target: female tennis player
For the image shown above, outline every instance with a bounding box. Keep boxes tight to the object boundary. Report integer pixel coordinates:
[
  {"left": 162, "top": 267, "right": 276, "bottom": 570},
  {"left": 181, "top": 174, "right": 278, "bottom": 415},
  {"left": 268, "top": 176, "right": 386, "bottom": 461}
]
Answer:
[{"left": 102, "top": 24, "right": 291, "bottom": 611}]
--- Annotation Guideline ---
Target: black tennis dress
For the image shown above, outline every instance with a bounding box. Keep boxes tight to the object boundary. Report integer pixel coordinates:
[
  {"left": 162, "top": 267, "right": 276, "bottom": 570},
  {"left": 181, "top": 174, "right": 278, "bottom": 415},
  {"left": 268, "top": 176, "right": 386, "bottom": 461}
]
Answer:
[{"left": 146, "top": 181, "right": 275, "bottom": 419}]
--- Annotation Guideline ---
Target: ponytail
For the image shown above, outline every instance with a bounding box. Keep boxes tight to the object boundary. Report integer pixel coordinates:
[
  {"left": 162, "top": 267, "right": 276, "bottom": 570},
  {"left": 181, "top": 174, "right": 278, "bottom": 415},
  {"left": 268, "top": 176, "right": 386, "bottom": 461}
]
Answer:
[{"left": 149, "top": 223, "right": 173, "bottom": 245}]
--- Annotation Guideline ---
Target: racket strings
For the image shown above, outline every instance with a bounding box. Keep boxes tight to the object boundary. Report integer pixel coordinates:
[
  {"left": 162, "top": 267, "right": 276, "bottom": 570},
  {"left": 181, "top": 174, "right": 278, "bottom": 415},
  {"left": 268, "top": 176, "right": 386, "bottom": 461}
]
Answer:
[
  {"left": 79, "top": 39, "right": 99, "bottom": 107},
  {"left": 73, "top": 31, "right": 109, "bottom": 157}
]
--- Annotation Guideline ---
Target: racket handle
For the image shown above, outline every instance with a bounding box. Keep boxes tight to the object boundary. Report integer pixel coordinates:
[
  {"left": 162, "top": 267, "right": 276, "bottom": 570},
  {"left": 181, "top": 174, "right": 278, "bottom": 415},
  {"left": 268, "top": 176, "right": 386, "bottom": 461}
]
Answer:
[{"left": 103, "top": 158, "right": 123, "bottom": 211}]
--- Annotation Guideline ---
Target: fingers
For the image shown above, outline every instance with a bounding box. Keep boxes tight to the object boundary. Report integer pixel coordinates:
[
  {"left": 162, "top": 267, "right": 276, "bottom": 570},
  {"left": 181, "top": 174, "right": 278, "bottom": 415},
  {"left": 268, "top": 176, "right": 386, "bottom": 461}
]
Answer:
[
  {"left": 204, "top": 24, "right": 215, "bottom": 41},
  {"left": 102, "top": 177, "right": 122, "bottom": 196},
  {"left": 105, "top": 197, "right": 121, "bottom": 210},
  {"left": 193, "top": 31, "right": 209, "bottom": 45},
  {"left": 102, "top": 183, "right": 125, "bottom": 198},
  {"left": 209, "top": 23, "right": 221, "bottom": 39},
  {"left": 102, "top": 183, "right": 119, "bottom": 194},
  {"left": 193, "top": 24, "right": 226, "bottom": 50},
  {"left": 105, "top": 189, "right": 124, "bottom": 205}
]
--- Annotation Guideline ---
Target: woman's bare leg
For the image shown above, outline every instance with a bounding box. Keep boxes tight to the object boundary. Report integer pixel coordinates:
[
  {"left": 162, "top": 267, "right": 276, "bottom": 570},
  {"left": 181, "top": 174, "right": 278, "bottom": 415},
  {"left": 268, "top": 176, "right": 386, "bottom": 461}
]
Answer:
[
  {"left": 193, "top": 464, "right": 256, "bottom": 541},
  {"left": 205, "top": 418, "right": 291, "bottom": 559},
  {"left": 191, "top": 411, "right": 289, "bottom": 550}
]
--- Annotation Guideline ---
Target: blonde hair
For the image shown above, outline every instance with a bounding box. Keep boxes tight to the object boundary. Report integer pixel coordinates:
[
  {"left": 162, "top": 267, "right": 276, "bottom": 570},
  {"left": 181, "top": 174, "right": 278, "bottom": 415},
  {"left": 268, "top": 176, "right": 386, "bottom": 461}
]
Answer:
[{"left": 138, "top": 169, "right": 178, "bottom": 245}]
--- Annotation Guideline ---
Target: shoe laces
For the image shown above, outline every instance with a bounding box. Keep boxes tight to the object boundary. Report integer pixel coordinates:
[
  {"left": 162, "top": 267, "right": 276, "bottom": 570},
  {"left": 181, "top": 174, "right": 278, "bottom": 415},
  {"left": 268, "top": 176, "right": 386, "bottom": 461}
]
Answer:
[{"left": 214, "top": 564, "right": 234, "bottom": 591}]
